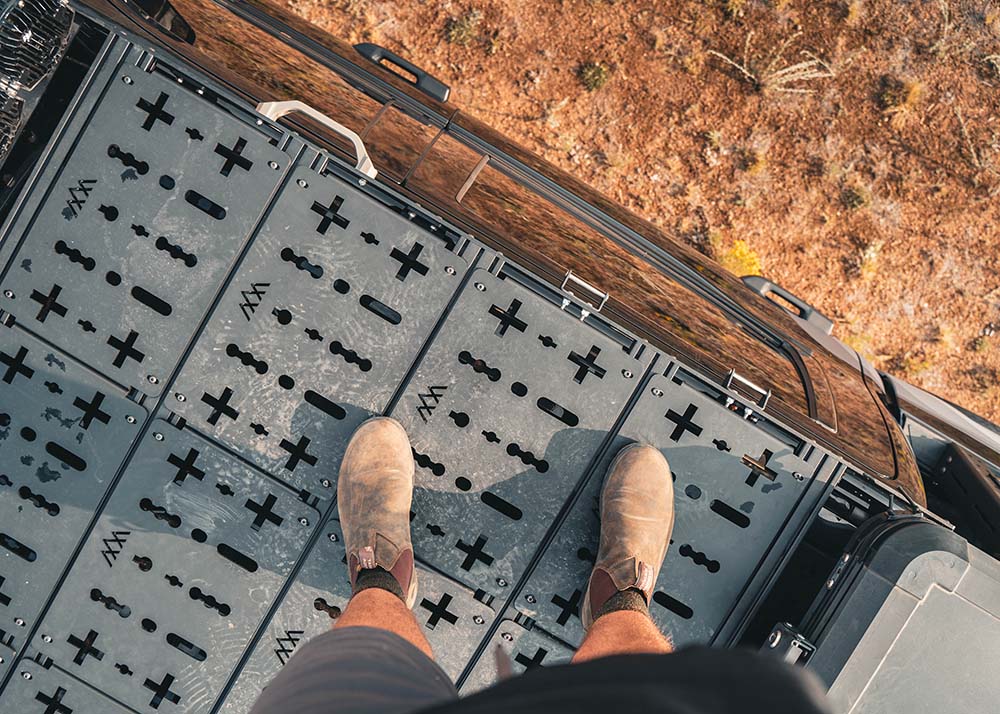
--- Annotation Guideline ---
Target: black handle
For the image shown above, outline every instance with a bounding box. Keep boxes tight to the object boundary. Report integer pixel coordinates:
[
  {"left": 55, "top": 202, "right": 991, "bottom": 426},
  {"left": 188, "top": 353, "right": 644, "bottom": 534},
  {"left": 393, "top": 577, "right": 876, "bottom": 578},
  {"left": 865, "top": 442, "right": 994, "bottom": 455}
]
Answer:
[
  {"left": 354, "top": 43, "right": 451, "bottom": 103},
  {"left": 742, "top": 275, "right": 834, "bottom": 335}
]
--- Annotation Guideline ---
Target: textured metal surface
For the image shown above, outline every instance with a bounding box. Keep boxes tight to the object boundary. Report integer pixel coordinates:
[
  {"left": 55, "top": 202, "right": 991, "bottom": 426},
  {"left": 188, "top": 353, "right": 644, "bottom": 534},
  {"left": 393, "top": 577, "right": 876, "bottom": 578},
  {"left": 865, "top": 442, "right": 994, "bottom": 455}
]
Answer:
[
  {"left": 460, "top": 617, "right": 573, "bottom": 695},
  {"left": 0, "top": 325, "right": 144, "bottom": 638},
  {"left": 218, "top": 518, "right": 496, "bottom": 713},
  {"left": 26, "top": 419, "right": 319, "bottom": 713},
  {"left": 520, "top": 368, "right": 829, "bottom": 648},
  {"left": 171, "top": 164, "right": 466, "bottom": 499},
  {"left": 1, "top": 656, "right": 134, "bottom": 714},
  {"left": 392, "top": 268, "right": 650, "bottom": 598},
  {"left": 0, "top": 67, "right": 290, "bottom": 396}
]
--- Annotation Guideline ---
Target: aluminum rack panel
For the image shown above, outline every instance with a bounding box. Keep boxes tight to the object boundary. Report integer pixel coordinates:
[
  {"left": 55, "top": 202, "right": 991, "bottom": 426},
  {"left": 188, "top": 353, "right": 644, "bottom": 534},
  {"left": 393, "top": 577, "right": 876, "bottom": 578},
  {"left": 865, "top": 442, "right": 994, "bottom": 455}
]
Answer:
[
  {"left": 1, "top": 656, "right": 135, "bottom": 714},
  {"left": 171, "top": 163, "right": 468, "bottom": 501},
  {"left": 0, "top": 325, "right": 145, "bottom": 639}
]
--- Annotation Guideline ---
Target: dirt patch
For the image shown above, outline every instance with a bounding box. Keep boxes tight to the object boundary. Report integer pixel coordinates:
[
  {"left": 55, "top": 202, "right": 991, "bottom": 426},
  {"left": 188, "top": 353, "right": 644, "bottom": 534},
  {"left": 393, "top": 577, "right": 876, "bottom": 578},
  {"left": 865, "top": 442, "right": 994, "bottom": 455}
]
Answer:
[{"left": 287, "top": 0, "right": 1000, "bottom": 421}]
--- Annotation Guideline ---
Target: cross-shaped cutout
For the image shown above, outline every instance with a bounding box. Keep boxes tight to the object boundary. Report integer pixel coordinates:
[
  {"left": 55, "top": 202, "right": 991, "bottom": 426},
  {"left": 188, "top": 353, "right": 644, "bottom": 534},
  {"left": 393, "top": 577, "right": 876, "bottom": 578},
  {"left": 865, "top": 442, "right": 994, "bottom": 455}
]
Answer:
[
  {"left": 245, "top": 493, "right": 284, "bottom": 531},
  {"left": 1, "top": 345, "right": 34, "bottom": 384},
  {"left": 488, "top": 298, "right": 527, "bottom": 337},
  {"left": 310, "top": 195, "right": 350, "bottom": 234},
  {"left": 456, "top": 534, "right": 495, "bottom": 571},
  {"left": 136, "top": 92, "right": 175, "bottom": 132},
  {"left": 35, "top": 687, "right": 72, "bottom": 714},
  {"left": 389, "top": 243, "right": 430, "bottom": 282},
  {"left": 551, "top": 588, "right": 582, "bottom": 625},
  {"left": 742, "top": 448, "right": 778, "bottom": 487},
  {"left": 67, "top": 629, "right": 103, "bottom": 665},
  {"left": 214, "top": 137, "right": 253, "bottom": 177},
  {"left": 568, "top": 345, "right": 606, "bottom": 384},
  {"left": 30, "top": 284, "right": 67, "bottom": 323},
  {"left": 515, "top": 646, "right": 548, "bottom": 670},
  {"left": 106, "top": 330, "right": 145, "bottom": 368},
  {"left": 201, "top": 387, "right": 239, "bottom": 425},
  {"left": 0, "top": 574, "right": 11, "bottom": 607},
  {"left": 664, "top": 404, "right": 703, "bottom": 442},
  {"left": 167, "top": 448, "right": 205, "bottom": 484},
  {"left": 72, "top": 391, "right": 110, "bottom": 430},
  {"left": 144, "top": 672, "right": 181, "bottom": 709},
  {"left": 420, "top": 593, "right": 459, "bottom": 629},
  {"left": 279, "top": 435, "right": 317, "bottom": 471}
]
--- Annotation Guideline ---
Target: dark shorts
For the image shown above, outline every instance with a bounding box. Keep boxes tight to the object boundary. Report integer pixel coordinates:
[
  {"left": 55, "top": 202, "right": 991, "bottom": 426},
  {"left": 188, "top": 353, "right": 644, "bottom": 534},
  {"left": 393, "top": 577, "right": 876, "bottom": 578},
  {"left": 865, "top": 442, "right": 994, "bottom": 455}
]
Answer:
[{"left": 250, "top": 626, "right": 830, "bottom": 714}]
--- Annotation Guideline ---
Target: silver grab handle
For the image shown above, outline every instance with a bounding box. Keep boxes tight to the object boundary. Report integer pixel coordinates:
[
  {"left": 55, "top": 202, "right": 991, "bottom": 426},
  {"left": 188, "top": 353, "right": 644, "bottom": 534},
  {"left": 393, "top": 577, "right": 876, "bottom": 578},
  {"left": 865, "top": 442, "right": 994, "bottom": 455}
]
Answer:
[{"left": 255, "top": 100, "right": 378, "bottom": 180}]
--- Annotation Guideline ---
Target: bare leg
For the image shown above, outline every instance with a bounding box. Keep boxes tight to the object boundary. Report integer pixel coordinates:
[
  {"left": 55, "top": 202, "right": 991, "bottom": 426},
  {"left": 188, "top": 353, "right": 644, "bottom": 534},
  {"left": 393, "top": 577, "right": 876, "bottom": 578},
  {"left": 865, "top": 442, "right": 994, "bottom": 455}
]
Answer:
[
  {"left": 572, "top": 609, "right": 672, "bottom": 663},
  {"left": 334, "top": 587, "right": 435, "bottom": 660}
]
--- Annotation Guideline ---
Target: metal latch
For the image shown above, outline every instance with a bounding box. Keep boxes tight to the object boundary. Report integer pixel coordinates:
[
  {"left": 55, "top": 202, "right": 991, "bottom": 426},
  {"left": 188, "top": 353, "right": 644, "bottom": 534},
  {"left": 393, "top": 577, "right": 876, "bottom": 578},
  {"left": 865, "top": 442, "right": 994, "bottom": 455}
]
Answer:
[
  {"left": 560, "top": 271, "right": 608, "bottom": 320},
  {"left": 256, "top": 100, "right": 378, "bottom": 180},
  {"left": 723, "top": 368, "right": 772, "bottom": 416},
  {"left": 763, "top": 623, "right": 816, "bottom": 665}
]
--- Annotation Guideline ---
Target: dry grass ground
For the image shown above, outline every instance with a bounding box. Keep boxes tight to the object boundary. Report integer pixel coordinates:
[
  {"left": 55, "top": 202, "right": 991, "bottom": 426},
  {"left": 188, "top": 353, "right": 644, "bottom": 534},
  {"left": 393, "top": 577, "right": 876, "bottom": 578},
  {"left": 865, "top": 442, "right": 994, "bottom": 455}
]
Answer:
[{"left": 287, "top": 0, "right": 1000, "bottom": 422}]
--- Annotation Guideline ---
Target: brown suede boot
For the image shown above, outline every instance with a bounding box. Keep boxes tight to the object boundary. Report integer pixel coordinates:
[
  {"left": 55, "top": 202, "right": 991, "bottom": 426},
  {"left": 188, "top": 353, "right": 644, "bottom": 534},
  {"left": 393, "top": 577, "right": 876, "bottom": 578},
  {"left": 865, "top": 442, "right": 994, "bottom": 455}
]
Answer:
[
  {"left": 337, "top": 417, "right": 418, "bottom": 608},
  {"left": 581, "top": 443, "right": 674, "bottom": 630}
]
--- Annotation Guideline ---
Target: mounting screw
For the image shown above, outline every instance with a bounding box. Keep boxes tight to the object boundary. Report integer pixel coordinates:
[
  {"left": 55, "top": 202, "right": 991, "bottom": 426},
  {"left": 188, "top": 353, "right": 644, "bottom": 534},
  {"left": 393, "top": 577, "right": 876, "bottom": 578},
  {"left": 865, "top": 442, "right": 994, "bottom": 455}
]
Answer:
[
  {"left": 153, "top": 432, "right": 164, "bottom": 441},
  {"left": 297, "top": 179, "right": 309, "bottom": 189},
  {"left": 126, "top": 415, "right": 137, "bottom": 424},
  {"left": 525, "top": 594, "right": 536, "bottom": 604},
  {"left": 328, "top": 533, "right": 338, "bottom": 542},
  {"left": 501, "top": 632, "right": 513, "bottom": 642},
  {"left": 3, "top": 289, "right": 13, "bottom": 299},
  {"left": 651, "top": 387, "right": 664, "bottom": 397},
  {"left": 175, "top": 393, "right": 186, "bottom": 402},
  {"left": 622, "top": 369, "right": 633, "bottom": 379},
  {"left": 320, "top": 478, "right": 332, "bottom": 488},
  {"left": 147, "top": 375, "right": 159, "bottom": 385},
  {"left": 473, "top": 615, "right": 485, "bottom": 625},
  {"left": 299, "top": 517, "right": 310, "bottom": 527},
  {"left": 14, "top": 618, "right": 25, "bottom": 627},
  {"left": 122, "top": 75, "right": 133, "bottom": 85},
  {"left": 767, "top": 630, "right": 782, "bottom": 649},
  {"left": 496, "top": 578, "right": 508, "bottom": 587},
  {"left": 445, "top": 266, "right": 456, "bottom": 276},
  {"left": 475, "top": 282, "right": 486, "bottom": 292},
  {"left": 268, "top": 161, "right": 279, "bottom": 170},
  {"left": 42, "top": 634, "right": 52, "bottom": 643},
  {"left": 359, "top": 179, "right": 367, "bottom": 187},
  {"left": 20, "top": 671, "right": 31, "bottom": 680}
]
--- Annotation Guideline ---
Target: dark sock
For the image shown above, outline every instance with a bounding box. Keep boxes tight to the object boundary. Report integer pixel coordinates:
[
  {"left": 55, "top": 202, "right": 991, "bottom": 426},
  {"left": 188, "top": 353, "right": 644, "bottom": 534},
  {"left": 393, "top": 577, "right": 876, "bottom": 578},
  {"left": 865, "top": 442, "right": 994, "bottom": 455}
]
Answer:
[
  {"left": 595, "top": 588, "right": 650, "bottom": 621},
  {"left": 354, "top": 566, "right": 405, "bottom": 602}
]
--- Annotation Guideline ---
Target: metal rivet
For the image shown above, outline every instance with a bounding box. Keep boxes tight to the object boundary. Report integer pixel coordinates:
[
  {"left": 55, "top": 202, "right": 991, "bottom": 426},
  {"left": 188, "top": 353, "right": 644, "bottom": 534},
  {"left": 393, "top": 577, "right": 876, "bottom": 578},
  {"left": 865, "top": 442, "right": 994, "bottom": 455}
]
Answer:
[
  {"left": 297, "top": 179, "right": 309, "bottom": 189},
  {"left": 473, "top": 615, "right": 485, "bottom": 625},
  {"left": 175, "top": 393, "right": 186, "bottom": 402},
  {"left": 299, "top": 517, "right": 309, "bottom": 527},
  {"left": 14, "top": 618, "right": 25, "bottom": 627},
  {"left": 767, "top": 630, "right": 781, "bottom": 648},
  {"left": 147, "top": 375, "right": 159, "bottom": 384},
  {"left": 256, "top": 119, "right": 263, "bottom": 126},
  {"left": 525, "top": 594, "right": 536, "bottom": 604},
  {"left": 501, "top": 632, "right": 513, "bottom": 642},
  {"left": 328, "top": 533, "right": 338, "bottom": 542},
  {"left": 651, "top": 387, "right": 664, "bottom": 397},
  {"left": 122, "top": 75, "right": 133, "bottom": 84},
  {"left": 3, "top": 289, "right": 13, "bottom": 298},
  {"left": 20, "top": 671, "right": 31, "bottom": 680},
  {"left": 42, "top": 634, "right": 52, "bottom": 643},
  {"left": 268, "top": 161, "right": 279, "bottom": 170},
  {"left": 359, "top": 179, "right": 367, "bottom": 186},
  {"left": 496, "top": 578, "right": 508, "bottom": 587},
  {"left": 153, "top": 432, "right": 164, "bottom": 441},
  {"left": 126, "top": 415, "right": 136, "bottom": 424},
  {"left": 320, "top": 478, "right": 332, "bottom": 488},
  {"left": 825, "top": 578, "right": 835, "bottom": 589},
  {"left": 475, "top": 282, "right": 486, "bottom": 292},
  {"left": 622, "top": 369, "right": 633, "bottom": 379},
  {"left": 445, "top": 266, "right": 456, "bottom": 276}
]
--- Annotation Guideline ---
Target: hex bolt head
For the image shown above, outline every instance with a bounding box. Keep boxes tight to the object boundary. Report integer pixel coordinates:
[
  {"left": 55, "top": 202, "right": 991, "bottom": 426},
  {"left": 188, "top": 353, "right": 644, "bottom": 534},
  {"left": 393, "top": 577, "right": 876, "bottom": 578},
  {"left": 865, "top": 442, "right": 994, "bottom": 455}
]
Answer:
[
  {"left": 122, "top": 75, "right": 133, "bottom": 84},
  {"left": 20, "top": 671, "right": 31, "bottom": 680},
  {"left": 153, "top": 432, "right": 164, "bottom": 441},
  {"left": 14, "top": 617, "right": 25, "bottom": 627},
  {"left": 328, "top": 533, "right": 338, "bottom": 542},
  {"left": 268, "top": 161, "right": 279, "bottom": 170},
  {"left": 652, "top": 387, "right": 664, "bottom": 397},
  {"left": 299, "top": 517, "right": 310, "bottom": 527},
  {"left": 473, "top": 615, "right": 485, "bottom": 625},
  {"left": 320, "top": 478, "right": 332, "bottom": 489},
  {"left": 496, "top": 578, "right": 508, "bottom": 587},
  {"left": 147, "top": 375, "right": 159, "bottom": 385},
  {"left": 297, "top": 179, "right": 309, "bottom": 189},
  {"left": 475, "top": 282, "right": 486, "bottom": 292},
  {"left": 525, "top": 594, "right": 536, "bottom": 604},
  {"left": 126, "top": 415, "right": 137, "bottom": 424},
  {"left": 2, "top": 289, "right": 13, "bottom": 299},
  {"left": 445, "top": 266, "right": 456, "bottom": 276},
  {"left": 622, "top": 369, "right": 633, "bottom": 379},
  {"left": 501, "top": 632, "right": 513, "bottom": 642},
  {"left": 175, "top": 393, "right": 186, "bottom": 402}
]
